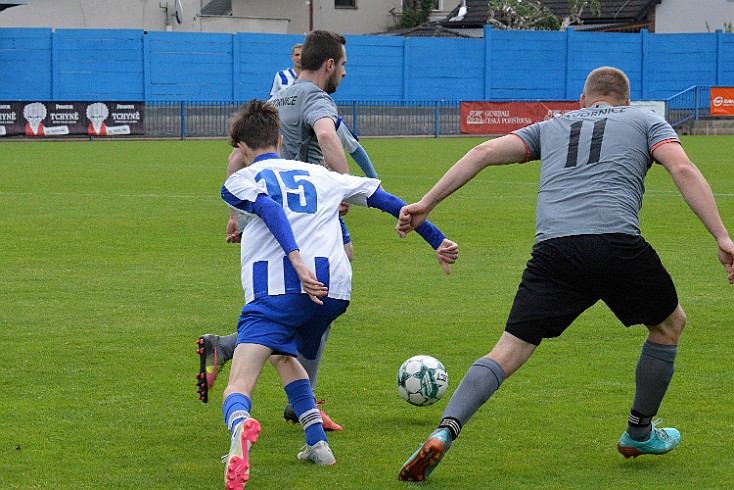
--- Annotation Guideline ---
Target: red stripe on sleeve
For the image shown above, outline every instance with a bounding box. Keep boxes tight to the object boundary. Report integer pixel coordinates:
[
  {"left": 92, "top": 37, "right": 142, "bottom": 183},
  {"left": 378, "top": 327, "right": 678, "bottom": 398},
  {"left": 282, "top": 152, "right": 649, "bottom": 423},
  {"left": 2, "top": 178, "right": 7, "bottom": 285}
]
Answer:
[
  {"left": 510, "top": 133, "right": 532, "bottom": 162},
  {"left": 650, "top": 138, "right": 680, "bottom": 156}
]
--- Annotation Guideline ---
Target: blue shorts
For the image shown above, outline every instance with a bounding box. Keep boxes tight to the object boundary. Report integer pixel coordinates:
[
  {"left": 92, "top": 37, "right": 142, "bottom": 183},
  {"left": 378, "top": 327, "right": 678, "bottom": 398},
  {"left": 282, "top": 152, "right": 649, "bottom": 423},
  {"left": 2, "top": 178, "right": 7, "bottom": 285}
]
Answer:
[
  {"left": 236, "top": 294, "right": 349, "bottom": 358},
  {"left": 339, "top": 216, "right": 351, "bottom": 245}
]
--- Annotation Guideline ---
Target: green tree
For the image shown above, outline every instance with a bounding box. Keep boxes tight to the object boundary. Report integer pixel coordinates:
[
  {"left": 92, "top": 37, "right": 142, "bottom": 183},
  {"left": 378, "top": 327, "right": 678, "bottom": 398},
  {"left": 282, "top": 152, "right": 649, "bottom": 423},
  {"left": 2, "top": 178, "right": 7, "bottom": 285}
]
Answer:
[
  {"left": 487, "top": 0, "right": 602, "bottom": 31},
  {"left": 561, "top": 0, "right": 602, "bottom": 29},
  {"left": 399, "top": 0, "right": 435, "bottom": 29},
  {"left": 487, "top": 0, "right": 561, "bottom": 31}
]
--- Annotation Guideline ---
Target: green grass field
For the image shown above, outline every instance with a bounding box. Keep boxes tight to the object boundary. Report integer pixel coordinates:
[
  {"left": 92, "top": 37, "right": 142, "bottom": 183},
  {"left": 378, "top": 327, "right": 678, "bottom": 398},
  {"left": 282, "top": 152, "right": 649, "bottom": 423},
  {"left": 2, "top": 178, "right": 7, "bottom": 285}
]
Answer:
[{"left": 1, "top": 136, "right": 732, "bottom": 489}]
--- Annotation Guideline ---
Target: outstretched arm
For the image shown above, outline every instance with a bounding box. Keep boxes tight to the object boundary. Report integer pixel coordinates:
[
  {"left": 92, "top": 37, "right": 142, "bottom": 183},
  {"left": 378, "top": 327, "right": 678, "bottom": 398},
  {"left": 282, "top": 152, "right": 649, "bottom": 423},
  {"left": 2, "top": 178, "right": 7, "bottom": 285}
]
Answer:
[
  {"left": 396, "top": 134, "right": 529, "bottom": 236},
  {"left": 366, "top": 188, "right": 458, "bottom": 274},
  {"left": 653, "top": 142, "right": 734, "bottom": 283}
]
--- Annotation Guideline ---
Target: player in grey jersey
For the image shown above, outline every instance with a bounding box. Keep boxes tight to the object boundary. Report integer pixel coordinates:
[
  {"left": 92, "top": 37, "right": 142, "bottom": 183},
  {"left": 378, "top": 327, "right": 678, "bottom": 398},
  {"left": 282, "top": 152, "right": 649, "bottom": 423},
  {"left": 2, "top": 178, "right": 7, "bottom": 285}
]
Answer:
[{"left": 396, "top": 66, "right": 734, "bottom": 482}]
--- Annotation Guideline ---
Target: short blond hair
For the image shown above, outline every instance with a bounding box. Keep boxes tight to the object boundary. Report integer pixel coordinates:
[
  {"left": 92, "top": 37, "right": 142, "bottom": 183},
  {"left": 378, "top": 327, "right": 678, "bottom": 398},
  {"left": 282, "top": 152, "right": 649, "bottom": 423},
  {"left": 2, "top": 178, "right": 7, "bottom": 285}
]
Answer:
[{"left": 583, "top": 66, "right": 630, "bottom": 105}]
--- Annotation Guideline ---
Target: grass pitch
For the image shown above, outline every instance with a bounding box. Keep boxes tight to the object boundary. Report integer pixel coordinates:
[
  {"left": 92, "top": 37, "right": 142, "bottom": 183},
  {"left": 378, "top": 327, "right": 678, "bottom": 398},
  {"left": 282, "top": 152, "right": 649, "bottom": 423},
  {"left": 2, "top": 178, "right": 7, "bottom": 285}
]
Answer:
[{"left": 1, "top": 136, "right": 733, "bottom": 489}]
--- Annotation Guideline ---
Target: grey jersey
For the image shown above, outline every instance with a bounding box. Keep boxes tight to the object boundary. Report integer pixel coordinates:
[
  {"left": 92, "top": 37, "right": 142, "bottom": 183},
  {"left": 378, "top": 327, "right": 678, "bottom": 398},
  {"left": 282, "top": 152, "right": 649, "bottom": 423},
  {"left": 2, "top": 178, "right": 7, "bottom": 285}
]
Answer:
[
  {"left": 513, "top": 105, "right": 679, "bottom": 243},
  {"left": 268, "top": 79, "right": 338, "bottom": 165}
]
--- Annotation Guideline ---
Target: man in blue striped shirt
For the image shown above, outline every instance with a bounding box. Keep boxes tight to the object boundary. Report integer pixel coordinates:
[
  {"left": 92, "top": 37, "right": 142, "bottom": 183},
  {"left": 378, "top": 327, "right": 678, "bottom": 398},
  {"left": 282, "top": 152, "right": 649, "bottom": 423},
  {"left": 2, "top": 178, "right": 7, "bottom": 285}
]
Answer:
[{"left": 269, "top": 43, "right": 302, "bottom": 97}]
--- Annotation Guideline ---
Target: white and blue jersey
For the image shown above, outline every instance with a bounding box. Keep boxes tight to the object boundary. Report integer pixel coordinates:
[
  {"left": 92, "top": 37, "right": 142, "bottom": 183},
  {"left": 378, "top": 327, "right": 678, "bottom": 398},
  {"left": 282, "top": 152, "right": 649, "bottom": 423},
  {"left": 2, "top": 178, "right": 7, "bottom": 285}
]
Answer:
[
  {"left": 269, "top": 67, "right": 297, "bottom": 97},
  {"left": 222, "top": 153, "right": 381, "bottom": 304}
]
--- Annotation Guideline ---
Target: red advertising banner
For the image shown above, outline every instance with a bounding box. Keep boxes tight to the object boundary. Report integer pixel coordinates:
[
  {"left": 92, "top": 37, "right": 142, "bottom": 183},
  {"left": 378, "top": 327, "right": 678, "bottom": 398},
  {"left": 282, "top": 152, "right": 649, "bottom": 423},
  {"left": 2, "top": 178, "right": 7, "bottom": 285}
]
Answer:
[
  {"left": 460, "top": 101, "right": 580, "bottom": 134},
  {"left": 0, "top": 101, "right": 144, "bottom": 137},
  {"left": 710, "top": 87, "right": 734, "bottom": 116}
]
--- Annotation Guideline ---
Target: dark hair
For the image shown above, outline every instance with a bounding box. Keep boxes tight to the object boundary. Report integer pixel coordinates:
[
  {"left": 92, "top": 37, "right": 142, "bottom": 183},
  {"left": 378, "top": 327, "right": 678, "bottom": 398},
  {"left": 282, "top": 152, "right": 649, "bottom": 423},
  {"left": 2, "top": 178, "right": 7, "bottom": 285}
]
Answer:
[
  {"left": 228, "top": 99, "right": 280, "bottom": 149},
  {"left": 300, "top": 30, "right": 346, "bottom": 71}
]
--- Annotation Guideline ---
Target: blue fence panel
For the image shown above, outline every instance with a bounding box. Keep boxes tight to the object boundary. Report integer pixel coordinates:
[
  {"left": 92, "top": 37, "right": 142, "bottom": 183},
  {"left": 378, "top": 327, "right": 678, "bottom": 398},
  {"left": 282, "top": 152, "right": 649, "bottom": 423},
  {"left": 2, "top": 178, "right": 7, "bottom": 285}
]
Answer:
[
  {"left": 0, "top": 28, "right": 53, "bottom": 100},
  {"left": 567, "top": 30, "right": 644, "bottom": 100},
  {"left": 403, "top": 37, "right": 485, "bottom": 101},
  {"left": 53, "top": 29, "right": 144, "bottom": 100},
  {"left": 717, "top": 32, "right": 734, "bottom": 85},
  {"left": 336, "top": 35, "right": 405, "bottom": 101},
  {"left": 5, "top": 28, "right": 734, "bottom": 104},
  {"left": 489, "top": 29, "right": 567, "bottom": 100},
  {"left": 645, "top": 33, "right": 718, "bottom": 99},
  {"left": 146, "top": 31, "right": 233, "bottom": 101},
  {"left": 235, "top": 32, "right": 305, "bottom": 101}
]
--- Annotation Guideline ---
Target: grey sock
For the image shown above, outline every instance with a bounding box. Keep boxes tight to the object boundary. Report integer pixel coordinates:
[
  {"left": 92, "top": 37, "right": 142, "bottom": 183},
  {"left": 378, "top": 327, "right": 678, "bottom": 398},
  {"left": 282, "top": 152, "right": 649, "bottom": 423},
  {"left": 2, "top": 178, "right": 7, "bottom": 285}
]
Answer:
[
  {"left": 626, "top": 341, "right": 677, "bottom": 441},
  {"left": 219, "top": 333, "right": 238, "bottom": 363},
  {"left": 297, "top": 324, "right": 331, "bottom": 391},
  {"left": 440, "top": 357, "right": 506, "bottom": 440}
]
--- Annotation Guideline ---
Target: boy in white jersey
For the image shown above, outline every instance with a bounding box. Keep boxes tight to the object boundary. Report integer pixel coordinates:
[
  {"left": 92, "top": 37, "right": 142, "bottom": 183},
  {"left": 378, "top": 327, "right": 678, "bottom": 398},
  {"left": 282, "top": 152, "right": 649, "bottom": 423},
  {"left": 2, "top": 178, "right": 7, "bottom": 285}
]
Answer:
[
  {"left": 396, "top": 66, "right": 734, "bottom": 482},
  {"left": 220, "top": 99, "right": 458, "bottom": 489},
  {"left": 198, "top": 32, "right": 378, "bottom": 429}
]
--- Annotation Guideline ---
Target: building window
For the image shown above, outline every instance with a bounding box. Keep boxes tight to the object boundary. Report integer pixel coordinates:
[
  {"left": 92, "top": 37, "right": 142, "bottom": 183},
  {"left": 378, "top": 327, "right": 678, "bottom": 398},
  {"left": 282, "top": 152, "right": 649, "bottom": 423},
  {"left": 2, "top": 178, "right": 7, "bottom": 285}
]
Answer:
[
  {"left": 335, "top": 0, "right": 356, "bottom": 8},
  {"left": 403, "top": 0, "right": 440, "bottom": 11}
]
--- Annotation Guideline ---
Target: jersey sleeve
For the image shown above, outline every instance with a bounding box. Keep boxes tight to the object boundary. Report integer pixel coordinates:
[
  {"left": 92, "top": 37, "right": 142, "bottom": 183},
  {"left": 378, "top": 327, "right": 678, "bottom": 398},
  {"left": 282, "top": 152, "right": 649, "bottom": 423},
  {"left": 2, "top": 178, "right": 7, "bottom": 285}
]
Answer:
[
  {"left": 221, "top": 171, "right": 267, "bottom": 213},
  {"left": 512, "top": 122, "right": 542, "bottom": 161},
  {"left": 323, "top": 169, "right": 381, "bottom": 207},
  {"left": 645, "top": 112, "right": 679, "bottom": 154},
  {"left": 303, "top": 91, "right": 338, "bottom": 129},
  {"left": 335, "top": 117, "right": 360, "bottom": 153}
]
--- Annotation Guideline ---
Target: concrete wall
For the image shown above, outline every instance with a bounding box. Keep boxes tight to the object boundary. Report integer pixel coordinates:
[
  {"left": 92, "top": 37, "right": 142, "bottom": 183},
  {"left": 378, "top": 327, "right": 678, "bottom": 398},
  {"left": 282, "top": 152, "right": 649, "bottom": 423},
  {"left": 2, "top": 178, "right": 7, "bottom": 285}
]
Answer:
[{"left": 4, "top": 27, "right": 734, "bottom": 102}]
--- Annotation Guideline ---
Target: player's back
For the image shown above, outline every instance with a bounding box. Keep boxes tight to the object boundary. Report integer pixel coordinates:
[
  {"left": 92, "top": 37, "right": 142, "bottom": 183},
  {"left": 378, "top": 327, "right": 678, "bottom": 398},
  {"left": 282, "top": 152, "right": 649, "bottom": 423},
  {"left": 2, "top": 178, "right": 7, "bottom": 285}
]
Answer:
[
  {"left": 224, "top": 156, "right": 379, "bottom": 303},
  {"left": 514, "top": 105, "right": 678, "bottom": 242}
]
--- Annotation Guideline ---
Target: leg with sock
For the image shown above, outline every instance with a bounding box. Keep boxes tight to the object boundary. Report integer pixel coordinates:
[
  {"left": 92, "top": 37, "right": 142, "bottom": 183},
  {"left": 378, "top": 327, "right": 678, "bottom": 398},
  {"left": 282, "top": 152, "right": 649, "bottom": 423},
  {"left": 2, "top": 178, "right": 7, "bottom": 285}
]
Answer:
[
  {"left": 222, "top": 393, "right": 261, "bottom": 490},
  {"left": 284, "top": 378, "right": 336, "bottom": 465},
  {"left": 399, "top": 357, "right": 506, "bottom": 482},
  {"left": 618, "top": 340, "right": 682, "bottom": 458}
]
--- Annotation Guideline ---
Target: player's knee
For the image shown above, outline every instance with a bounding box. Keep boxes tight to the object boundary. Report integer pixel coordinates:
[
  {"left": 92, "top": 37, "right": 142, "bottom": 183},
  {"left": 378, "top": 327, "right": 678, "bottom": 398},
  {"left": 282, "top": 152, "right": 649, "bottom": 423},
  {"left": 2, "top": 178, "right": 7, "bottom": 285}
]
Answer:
[
  {"left": 648, "top": 305, "right": 686, "bottom": 344},
  {"left": 269, "top": 354, "right": 290, "bottom": 367}
]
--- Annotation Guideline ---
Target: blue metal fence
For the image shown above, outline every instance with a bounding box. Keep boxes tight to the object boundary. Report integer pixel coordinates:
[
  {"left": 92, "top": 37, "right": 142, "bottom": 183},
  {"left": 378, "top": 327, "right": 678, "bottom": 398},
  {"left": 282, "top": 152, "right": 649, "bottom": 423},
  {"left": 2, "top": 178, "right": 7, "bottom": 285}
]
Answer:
[
  {"left": 144, "top": 100, "right": 463, "bottom": 139},
  {"left": 665, "top": 86, "right": 711, "bottom": 127},
  {"left": 143, "top": 91, "right": 723, "bottom": 139},
  {"left": 34, "top": 88, "right": 724, "bottom": 139}
]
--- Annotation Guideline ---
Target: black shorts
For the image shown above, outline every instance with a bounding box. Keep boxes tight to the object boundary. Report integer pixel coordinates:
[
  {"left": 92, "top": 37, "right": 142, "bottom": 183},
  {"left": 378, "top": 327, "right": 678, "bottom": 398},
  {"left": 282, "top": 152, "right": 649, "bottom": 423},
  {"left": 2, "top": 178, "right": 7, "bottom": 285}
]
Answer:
[{"left": 505, "top": 234, "right": 678, "bottom": 346}]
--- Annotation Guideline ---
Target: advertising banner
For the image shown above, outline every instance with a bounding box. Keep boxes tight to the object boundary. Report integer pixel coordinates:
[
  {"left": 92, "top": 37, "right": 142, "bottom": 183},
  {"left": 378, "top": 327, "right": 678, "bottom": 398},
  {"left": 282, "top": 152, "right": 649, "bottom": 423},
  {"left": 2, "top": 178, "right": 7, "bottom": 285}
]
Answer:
[
  {"left": 0, "top": 102, "right": 144, "bottom": 137},
  {"left": 710, "top": 87, "right": 734, "bottom": 116},
  {"left": 631, "top": 100, "right": 666, "bottom": 116},
  {"left": 460, "top": 101, "right": 580, "bottom": 134}
]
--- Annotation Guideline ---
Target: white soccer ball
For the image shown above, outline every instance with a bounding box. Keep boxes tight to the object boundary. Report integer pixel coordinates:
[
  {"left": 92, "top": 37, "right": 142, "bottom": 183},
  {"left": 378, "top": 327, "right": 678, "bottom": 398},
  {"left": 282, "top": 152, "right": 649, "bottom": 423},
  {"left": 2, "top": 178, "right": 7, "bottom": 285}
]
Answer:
[{"left": 397, "top": 355, "right": 448, "bottom": 407}]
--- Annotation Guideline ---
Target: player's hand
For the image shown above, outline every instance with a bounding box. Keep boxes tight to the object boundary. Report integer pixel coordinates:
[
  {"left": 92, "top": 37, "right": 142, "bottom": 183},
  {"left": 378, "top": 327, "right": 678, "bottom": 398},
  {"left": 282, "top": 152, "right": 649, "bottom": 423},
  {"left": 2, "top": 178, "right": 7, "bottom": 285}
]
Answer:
[
  {"left": 436, "top": 238, "right": 458, "bottom": 275},
  {"left": 339, "top": 202, "right": 350, "bottom": 216},
  {"left": 395, "top": 202, "right": 429, "bottom": 238},
  {"left": 226, "top": 218, "right": 241, "bottom": 243},
  {"left": 717, "top": 236, "right": 734, "bottom": 284},
  {"left": 288, "top": 250, "right": 328, "bottom": 304}
]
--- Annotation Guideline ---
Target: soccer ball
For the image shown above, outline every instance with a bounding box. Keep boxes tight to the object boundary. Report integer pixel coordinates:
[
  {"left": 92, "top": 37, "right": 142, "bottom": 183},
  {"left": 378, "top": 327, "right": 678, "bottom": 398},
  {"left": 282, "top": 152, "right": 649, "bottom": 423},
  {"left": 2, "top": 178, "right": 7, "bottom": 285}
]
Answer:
[{"left": 397, "top": 355, "right": 448, "bottom": 407}]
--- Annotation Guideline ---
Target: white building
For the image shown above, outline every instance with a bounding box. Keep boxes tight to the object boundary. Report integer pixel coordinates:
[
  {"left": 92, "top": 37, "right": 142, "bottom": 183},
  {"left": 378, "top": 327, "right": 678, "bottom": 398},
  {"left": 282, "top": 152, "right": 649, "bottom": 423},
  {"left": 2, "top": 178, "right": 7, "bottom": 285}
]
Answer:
[
  {"left": 0, "top": 0, "right": 732, "bottom": 35},
  {"left": 0, "top": 0, "right": 461, "bottom": 35}
]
